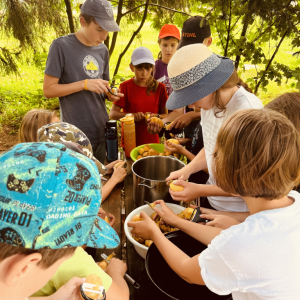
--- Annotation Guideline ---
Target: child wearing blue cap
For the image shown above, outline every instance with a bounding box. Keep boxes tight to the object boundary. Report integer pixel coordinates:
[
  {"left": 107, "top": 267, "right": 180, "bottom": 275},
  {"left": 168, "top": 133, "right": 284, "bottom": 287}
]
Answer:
[{"left": 0, "top": 143, "right": 128, "bottom": 300}]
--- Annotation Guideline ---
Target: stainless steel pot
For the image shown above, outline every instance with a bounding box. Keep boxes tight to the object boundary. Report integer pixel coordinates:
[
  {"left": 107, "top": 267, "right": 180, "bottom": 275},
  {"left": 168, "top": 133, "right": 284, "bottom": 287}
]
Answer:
[{"left": 132, "top": 156, "right": 185, "bottom": 207}]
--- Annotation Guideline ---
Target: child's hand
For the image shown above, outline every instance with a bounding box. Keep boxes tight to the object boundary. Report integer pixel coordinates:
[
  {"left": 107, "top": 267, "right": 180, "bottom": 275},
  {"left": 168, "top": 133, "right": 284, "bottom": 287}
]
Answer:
[
  {"left": 168, "top": 113, "right": 193, "bottom": 129},
  {"left": 98, "top": 208, "right": 116, "bottom": 227},
  {"left": 176, "top": 138, "right": 192, "bottom": 146},
  {"left": 106, "top": 87, "right": 124, "bottom": 102},
  {"left": 86, "top": 79, "right": 110, "bottom": 94},
  {"left": 133, "top": 112, "right": 145, "bottom": 122},
  {"left": 128, "top": 211, "right": 161, "bottom": 240},
  {"left": 201, "top": 214, "right": 241, "bottom": 229},
  {"left": 166, "top": 168, "right": 191, "bottom": 183},
  {"left": 164, "top": 140, "right": 183, "bottom": 155},
  {"left": 152, "top": 200, "right": 180, "bottom": 227},
  {"left": 147, "top": 119, "right": 163, "bottom": 134},
  {"left": 50, "top": 276, "right": 85, "bottom": 300},
  {"left": 111, "top": 161, "right": 126, "bottom": 183},
  {"left": 105, "top": 160, "right": 123, "bottom": 174},
  {"left": 105, "top": 258, "right": 127, "bottom": 277},
  {"left": 169, "top": 180, "right": 201, "bottom": 203}
]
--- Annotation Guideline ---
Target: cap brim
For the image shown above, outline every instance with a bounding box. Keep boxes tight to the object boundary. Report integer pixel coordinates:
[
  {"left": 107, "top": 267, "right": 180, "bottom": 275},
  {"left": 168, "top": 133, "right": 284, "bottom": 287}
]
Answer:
[
  {"left": 166, "top": 59, "right": 234, "bottom": 110},
  {"left": 159, "top": 33, "right": 180, "bottom": 40},
  {"left": 93, "top": 157, "right": 108, "bottom": 175},
  {"left": 85, "top": 216, "right": 120, "bottom": 249},
  {"left": 95, "top": 17, "right": 121, "bottom": 32},
  {"left": 177, "top": 39, "right": 203, "bottom": 50},
  {"left": 132, "top": 58, "right": 155, "bottom": 66}
]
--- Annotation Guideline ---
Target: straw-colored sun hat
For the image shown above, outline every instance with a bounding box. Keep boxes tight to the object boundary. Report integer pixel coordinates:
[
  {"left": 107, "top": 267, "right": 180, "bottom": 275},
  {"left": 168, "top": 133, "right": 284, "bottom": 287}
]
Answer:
[{"left": 166, "top": 44, "right": 234, "bottom": 110}]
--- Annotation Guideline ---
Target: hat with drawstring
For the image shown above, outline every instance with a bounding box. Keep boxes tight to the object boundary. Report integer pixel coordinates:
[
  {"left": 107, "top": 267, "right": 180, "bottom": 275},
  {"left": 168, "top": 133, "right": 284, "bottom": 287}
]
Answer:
[
  {"left": 0, "top": 143, "right": 119, "bottom": 249},
  {"left": 166, "top": 44, "right": 235, "bottom": 110}
]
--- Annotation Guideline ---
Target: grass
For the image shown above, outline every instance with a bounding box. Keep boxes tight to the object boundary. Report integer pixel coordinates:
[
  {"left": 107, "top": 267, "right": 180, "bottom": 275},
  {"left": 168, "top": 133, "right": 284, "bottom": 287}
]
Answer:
[{"left": 1, "top": 20, "right": 300, "bottom": 129}]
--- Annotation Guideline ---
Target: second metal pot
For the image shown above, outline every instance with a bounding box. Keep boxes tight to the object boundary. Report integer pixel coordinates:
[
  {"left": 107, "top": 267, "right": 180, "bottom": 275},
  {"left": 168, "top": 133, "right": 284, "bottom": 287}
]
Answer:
[{"left": 132, "top": 156, "right": 185, "bottom": 207}]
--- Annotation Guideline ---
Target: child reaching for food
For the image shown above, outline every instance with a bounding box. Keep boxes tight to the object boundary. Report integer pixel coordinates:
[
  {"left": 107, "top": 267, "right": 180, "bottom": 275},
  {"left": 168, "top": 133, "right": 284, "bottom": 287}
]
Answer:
[
  {"left": 129, "top": 108, "right": 300, "bottom": 298},
  {"left": 109, "top": 47, "right": 168, "bottom": 147}
]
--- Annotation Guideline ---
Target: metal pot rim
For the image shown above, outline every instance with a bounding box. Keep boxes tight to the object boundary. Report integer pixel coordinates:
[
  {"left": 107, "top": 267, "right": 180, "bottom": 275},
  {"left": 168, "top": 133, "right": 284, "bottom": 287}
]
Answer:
[{"left": 131, "top": 156, "right": 185, "bottom": 183}]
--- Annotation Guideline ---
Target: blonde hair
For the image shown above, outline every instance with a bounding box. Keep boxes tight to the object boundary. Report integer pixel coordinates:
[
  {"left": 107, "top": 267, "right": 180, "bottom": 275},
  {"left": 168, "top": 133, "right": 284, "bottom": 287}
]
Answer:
[
  {"left": 213, "top": 70, "right": 252, "bottom": 117},
  {"left": 213, "top": 109, "right": 300, "bottom": 199},
  {"left": 19, "top": 109, "right": 57, "bottom": 143},
  {"left": 0, "top": 242, "right": 75, "bottom": 269}
]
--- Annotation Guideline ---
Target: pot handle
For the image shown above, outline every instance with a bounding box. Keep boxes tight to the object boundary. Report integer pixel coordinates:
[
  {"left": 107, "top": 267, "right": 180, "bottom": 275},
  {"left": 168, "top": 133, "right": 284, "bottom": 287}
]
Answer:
[{"left": 138, "top": 180, "right": 156, "bottom": 189}]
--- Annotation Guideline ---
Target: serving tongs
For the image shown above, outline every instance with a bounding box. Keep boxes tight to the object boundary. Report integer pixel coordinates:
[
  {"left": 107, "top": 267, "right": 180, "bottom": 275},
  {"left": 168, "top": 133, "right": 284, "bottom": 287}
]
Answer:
[{"left": 101, "top": 253, "right": 140, "bottom": 289}]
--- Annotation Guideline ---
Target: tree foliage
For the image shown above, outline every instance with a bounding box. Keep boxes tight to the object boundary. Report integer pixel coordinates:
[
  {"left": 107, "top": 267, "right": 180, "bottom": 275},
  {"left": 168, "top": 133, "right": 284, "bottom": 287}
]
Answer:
[
  {"left": 1, "top": 0, "right": 300, "bottom": 93},
  {"left": 0, "top": 0, "right": 77, "bottom": 75}
]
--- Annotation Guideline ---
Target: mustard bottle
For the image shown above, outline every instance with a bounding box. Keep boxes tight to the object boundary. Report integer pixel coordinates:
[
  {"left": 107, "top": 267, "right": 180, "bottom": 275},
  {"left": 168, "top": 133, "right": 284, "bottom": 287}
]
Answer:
[{"left": 120, "top": 114, "right": 136, "bottom": 157}]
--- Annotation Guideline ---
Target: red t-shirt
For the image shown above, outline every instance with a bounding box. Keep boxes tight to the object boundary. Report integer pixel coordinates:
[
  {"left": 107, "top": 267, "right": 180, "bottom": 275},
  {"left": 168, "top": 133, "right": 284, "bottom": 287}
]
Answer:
[{"left": 113, "top": 78, "right": 168, "bottom": 147}]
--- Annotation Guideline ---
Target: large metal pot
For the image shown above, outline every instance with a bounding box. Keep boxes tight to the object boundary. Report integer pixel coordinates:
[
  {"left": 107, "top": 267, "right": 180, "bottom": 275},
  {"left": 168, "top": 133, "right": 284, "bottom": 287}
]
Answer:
[{"left": 132, "top": 156, "right": 185, "bottom": 207}]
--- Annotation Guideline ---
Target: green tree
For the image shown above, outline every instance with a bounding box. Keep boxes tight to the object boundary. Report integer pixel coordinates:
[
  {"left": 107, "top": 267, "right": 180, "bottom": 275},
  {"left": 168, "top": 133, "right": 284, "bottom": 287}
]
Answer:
[{"left": 0, "top": 0, "right": 78, "bottom": 76}]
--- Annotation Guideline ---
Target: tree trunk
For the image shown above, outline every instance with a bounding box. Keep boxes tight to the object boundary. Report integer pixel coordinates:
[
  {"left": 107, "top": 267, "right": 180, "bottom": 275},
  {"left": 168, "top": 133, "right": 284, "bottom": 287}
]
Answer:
[
  {"left": 224, "top": 0, "right": 232, "bottom": 57},
  {"left": 254, "top": 29, "right": 288, "bottom": 94},
  {"left": 64, "top": 0, "right": 75, "bottom": 33},
  {"left": 109, "top": 0, "right": 124, "bottom": 58},
  {"left": 112, "top": 0, "right": 150, "bottom": 84}
]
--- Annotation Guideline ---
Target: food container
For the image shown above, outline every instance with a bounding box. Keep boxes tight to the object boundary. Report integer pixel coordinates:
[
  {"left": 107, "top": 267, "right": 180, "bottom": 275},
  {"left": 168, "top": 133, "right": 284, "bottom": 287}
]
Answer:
[
  {"left": 132, "top": 156, "right": 185, "bottom": 206},
  {"left": 145, "top": 230, "right": 230, "bottom": 299},
  {"left": 124, "top": 203, "right": 184, "bottom": 259},
  {"left": 130, "top": 143, "right": 184, "bottom": 162}
]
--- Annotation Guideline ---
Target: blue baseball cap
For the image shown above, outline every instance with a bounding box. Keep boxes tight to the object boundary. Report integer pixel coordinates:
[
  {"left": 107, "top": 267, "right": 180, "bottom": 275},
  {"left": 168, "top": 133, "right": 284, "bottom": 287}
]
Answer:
[{"left": 0, "top": 143, "right": 119, "bottom": 249}]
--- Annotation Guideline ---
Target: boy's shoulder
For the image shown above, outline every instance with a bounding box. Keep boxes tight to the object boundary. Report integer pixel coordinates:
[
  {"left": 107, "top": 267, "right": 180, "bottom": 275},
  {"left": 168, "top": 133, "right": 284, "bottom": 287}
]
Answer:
[{"left": 211, "top": 190, "right": 300, "bottom": 254}]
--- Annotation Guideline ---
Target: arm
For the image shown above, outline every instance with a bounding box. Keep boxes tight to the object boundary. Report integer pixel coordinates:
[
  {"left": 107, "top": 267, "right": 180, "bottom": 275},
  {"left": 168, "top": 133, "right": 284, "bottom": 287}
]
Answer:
[
  {"left": 109, "top": 104, "right": 126, "bottom": 120},
  {"left": 200, "top": 207, "right": 250, "bottom": 223},
  {"left": 161, "top": 108, "right": 183, "bottom": 124},
  {"left": 105, "top": 258, "right": 129, "bottom": 300},
  {"left": 164, "top": 141, "right": 195, "bottom": 161},
  {"left": 169, "top": 180, "right": 233, "bottom": 203},
  {"left": 166, "top": 147, "right": 207, "bottom": 181},
  {"left": 129, "top": 210, "right": 213, "bottom": 285},
  {"left": 43, "top": 74, "right": 110, "bottom": 99}
]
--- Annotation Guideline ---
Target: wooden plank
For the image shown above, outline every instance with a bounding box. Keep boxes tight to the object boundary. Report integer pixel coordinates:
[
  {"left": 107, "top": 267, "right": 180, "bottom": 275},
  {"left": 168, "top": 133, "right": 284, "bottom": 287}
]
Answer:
[
  {"left": 124, "top": 159, "right": 170, "bottom": 300},
  {"left": 94, "top": 176, "right": 122, "bottom": 262}
]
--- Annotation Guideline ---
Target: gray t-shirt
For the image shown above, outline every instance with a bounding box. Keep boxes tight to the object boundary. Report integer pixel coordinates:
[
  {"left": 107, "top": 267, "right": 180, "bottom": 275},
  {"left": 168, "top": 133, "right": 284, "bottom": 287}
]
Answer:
[{"left": 45, "top": 34, "right": 109, "bottom": 144}]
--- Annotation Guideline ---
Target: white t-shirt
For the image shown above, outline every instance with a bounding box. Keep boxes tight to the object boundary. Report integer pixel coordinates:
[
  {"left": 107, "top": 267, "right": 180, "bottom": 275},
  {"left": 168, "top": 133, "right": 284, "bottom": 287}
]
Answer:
[
  {"left": 199, "top": 190, "right": 300, "bottom": 299},
  {"left": 201, "top": 86, "right": 263, "bottom": 211}
]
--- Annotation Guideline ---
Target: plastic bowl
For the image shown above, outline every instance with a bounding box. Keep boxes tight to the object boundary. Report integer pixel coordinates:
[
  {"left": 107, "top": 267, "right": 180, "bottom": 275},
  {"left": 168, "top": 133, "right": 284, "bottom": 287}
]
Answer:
[
  {"left": 130, "top": 143, "right": 183, "bottom": 162},
  {"left": 124, "top": 203, "right": 185, "bottom": 259}
]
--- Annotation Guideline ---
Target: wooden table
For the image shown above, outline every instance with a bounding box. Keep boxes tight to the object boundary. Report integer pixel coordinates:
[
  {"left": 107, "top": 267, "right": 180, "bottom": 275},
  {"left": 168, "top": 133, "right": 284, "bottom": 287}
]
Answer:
[{"left": 124, "top": 159, "right": 171, "bottom": 300}]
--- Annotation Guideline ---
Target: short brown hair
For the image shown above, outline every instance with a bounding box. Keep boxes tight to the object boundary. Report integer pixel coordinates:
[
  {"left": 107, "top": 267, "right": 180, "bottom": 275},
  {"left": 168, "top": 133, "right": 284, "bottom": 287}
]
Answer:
[
  {"left": 157, "top": 36, "right": 179, "bottom": 60},
  {"left": 265, "top": 92, "right": 300, "bottom": 133},
  {"left": 19, "top": 109, "right": 57, "bottom": 143},
  {"left": 214, "top": 70, "right": 252, "bottom": 117},
  {"left": 0, "top": 242, "right": 76, "bottom": 269},
  {"left": 212, "top": 109, "right": 300, "bottom": 199}
]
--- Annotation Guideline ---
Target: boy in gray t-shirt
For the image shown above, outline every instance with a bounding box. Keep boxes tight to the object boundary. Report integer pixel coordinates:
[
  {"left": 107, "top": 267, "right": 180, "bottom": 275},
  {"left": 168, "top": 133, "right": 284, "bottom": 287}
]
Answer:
[{"left": 44, "top": 0, "right": 123, "bottom": 163}]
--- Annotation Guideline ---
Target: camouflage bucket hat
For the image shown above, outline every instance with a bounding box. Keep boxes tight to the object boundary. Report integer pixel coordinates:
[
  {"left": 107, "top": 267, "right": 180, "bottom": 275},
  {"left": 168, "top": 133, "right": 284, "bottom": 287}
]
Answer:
[
  {"left": 0, "top": 143, "right": 119, "bottom": 249},
  {"left": 37, "top": 122, "right": 108, "bottom": 175}
]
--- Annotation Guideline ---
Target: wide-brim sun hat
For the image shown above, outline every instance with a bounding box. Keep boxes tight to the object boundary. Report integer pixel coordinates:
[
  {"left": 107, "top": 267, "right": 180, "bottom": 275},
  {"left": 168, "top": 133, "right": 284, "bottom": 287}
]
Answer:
[
  {"left": 131, "top": 47, "right": 155, "bottom": 66},
  {"left": 166, "top": 43, "right": 234, "bottom": 110}
]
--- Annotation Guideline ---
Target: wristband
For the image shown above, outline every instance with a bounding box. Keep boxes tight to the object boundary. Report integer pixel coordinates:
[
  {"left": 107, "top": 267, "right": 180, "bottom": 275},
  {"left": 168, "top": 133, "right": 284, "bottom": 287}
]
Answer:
[{"left": 84, "top": 79, "right": 88, "bottom": 90}]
